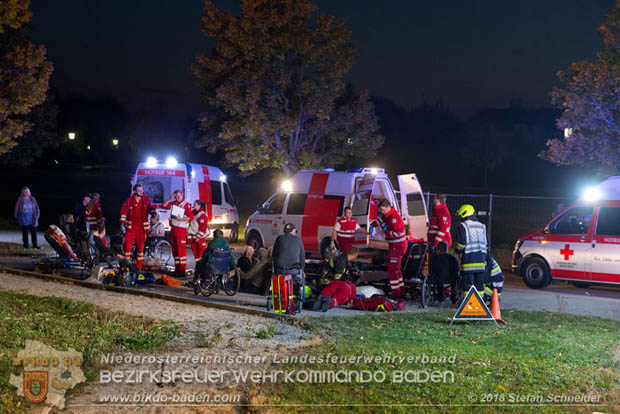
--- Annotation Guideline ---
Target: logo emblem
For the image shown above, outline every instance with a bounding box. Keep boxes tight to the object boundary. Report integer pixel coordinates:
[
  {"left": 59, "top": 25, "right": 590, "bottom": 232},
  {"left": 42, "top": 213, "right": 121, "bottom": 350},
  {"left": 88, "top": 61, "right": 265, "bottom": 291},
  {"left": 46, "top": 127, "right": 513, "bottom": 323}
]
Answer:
[
  {"left": 560, "top": 244, "right": 574, "bottom": 261},
  {"left": 23, "top": 371, "right": 48, "bottom": 403}
]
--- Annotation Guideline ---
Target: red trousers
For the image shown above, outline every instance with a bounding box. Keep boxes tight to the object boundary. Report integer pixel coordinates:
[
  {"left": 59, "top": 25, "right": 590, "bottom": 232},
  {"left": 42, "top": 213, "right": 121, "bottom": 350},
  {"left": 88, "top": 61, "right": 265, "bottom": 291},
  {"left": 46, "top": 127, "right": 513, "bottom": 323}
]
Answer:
[
  {"left": 320, "top": 280, "right": 357, "bottom": 309},
  {"left": 388, "top": 241, "right": 407, "bottom": 298},
  {"left": 124, "top": 230, "right": 146, "bottom": 269},
  {"left": 170, "top": 226, "right": 188, "bottom": 275},
  {"left": 336, "top": 237, "right": 354, "bottom": 254},
  {"left": 190, "top": 237, "right": 207, "bottom": 261}
]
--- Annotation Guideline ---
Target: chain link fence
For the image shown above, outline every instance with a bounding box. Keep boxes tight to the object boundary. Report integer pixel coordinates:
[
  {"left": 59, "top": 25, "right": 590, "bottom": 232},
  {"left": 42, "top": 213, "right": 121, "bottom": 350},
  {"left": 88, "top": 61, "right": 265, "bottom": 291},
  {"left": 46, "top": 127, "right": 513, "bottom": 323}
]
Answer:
[{"left": 425, "top": 192, "right": 572, "bottom": 269}]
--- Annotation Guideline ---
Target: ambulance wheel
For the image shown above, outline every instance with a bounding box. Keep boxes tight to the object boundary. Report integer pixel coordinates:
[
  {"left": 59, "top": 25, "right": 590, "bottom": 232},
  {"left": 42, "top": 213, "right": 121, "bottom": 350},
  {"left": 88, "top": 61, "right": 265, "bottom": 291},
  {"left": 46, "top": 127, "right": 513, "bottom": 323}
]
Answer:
[
  {"left": 246, "top": 232, "right": 263, "bottom": 251},
  {"left": 222, "top": 268, "right": 240, "bottom": 296},
  {"left": 521, "top": 257, "right": 551, "bottom": 289},
  {"left": 228, "top": 225, "right": 239, "bottom": 243}
]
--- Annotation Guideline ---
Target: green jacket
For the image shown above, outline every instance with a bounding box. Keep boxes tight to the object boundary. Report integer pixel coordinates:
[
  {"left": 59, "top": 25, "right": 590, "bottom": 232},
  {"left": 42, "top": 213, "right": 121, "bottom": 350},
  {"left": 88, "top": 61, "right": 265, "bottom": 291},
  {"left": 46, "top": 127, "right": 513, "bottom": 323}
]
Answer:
[{"left": 196, "top": 237, "right": 235, "bottom": 274}]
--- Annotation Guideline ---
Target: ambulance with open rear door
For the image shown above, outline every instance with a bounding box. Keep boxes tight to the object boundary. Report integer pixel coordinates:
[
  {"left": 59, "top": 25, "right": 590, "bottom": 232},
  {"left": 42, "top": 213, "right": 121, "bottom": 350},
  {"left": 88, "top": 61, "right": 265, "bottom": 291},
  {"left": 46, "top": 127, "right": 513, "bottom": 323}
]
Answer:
[
  {"left": 244, "top": 168, "right": 429, "bottom": 254},
  {"left": 131, "top": 157, "right": 239, "bottom": 242},
  {"left": 513, "top": 176, "right": 620, "bottom": 289}
]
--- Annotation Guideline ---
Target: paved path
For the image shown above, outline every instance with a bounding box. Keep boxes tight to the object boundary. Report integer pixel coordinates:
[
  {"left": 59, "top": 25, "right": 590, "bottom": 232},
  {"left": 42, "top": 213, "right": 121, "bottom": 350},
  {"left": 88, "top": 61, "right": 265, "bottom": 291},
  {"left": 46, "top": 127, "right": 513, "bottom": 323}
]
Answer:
[{"left": 2, "top": 230, "right": 620, "bottom": 320}]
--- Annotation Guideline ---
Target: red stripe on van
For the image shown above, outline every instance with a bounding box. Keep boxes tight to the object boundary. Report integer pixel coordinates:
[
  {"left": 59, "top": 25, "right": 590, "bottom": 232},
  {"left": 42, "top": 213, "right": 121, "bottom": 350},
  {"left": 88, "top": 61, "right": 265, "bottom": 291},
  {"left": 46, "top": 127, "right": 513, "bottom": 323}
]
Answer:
[
  {"left": 198, "top": 166, "right": 213, "bottom": 221},
  {"left": 301, "top": 173, "right": 340, "bottom": 252}
]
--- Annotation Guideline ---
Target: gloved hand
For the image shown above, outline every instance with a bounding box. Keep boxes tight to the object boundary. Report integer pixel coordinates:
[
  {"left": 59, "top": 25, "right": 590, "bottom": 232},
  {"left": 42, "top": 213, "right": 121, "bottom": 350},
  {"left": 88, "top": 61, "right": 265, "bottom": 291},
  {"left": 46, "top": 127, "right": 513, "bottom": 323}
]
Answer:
[
  {"left": 120, "top": 225, "right": 126, "bottom": 233},
  {"left": 381, "top": 223, "right": 388, "bottom": 232}
]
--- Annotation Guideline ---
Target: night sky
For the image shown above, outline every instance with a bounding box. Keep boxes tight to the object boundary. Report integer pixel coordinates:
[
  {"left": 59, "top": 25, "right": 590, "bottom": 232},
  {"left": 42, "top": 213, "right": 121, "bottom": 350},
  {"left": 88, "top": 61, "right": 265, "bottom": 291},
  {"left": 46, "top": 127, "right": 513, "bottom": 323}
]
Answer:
[{"left": 31, "top": 0, "right": 612, "bottom": 117}]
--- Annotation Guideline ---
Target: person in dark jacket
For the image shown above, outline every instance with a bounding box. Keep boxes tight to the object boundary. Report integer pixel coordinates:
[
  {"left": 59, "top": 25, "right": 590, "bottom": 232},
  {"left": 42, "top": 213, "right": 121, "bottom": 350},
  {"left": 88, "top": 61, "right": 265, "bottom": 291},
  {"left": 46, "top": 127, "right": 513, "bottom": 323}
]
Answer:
[
  {"left": 72, "top": 193, "right": 92, "bottom": 230},
  {"left": 326, "top": 247, "right": 359, "bottom": 282},
  {"left": 14, "top": 187, "right": 41, "bottom": 249},
  {"left": 429, "top": 241, "right": 459, "bottom": 303},
  {"left": 272, "top": 223, "right": 305, "bottom": 275},
  {"left": 272, "top": 223, "right": 306, "bottom": 307}
]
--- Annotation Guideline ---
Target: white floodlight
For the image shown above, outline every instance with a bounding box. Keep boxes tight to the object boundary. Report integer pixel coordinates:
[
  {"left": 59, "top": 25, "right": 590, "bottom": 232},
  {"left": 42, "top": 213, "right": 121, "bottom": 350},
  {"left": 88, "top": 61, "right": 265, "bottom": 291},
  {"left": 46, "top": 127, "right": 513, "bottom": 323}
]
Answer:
[
  {"left": 583, "top": 187, "right": 601, "bottom": 202},
  {"left": 165, "top": 156, "right": 178, "bottom": 168},
  {"left": 282, "top": 180, "right": 293, "bottom": 192},
  {"left": 146, "top": 156, "right": 158, "bottom": 168}
]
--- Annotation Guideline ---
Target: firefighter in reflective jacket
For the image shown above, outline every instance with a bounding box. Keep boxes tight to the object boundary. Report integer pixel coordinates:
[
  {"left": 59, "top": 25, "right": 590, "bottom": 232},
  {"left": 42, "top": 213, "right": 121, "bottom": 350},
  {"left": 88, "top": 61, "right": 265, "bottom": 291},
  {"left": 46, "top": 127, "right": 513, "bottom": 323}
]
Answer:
[
  {"left": 162, "top": 190, "right": 194, "bottom": 276},
  {"left": 330, "top": 206, "right": 360, "bottom": 254},
  {"left": 120, "top": 184, "right": 154, "bottom": 269},
  {"left": 455, "top": 204, "right": 488, "bottom": 296},
  {"left": 483, "top": 253, "right": 504, "bottom": 303},
  {"left": 187, "top": 200, "right": 210, "bottom": 260},
  {"left": 376, "top": 200, "right": 408, "bottom": 298},
  {"left": 428, "top": 194, "right": 451, "bottom": 249}
]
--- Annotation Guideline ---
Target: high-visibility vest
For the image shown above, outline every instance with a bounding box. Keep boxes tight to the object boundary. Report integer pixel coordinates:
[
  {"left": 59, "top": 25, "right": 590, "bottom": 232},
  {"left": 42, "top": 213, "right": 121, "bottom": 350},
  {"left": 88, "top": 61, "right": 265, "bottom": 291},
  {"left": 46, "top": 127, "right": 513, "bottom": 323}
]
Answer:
[{"left": 456, "top": 219, "right": 487, "bottom": 273}]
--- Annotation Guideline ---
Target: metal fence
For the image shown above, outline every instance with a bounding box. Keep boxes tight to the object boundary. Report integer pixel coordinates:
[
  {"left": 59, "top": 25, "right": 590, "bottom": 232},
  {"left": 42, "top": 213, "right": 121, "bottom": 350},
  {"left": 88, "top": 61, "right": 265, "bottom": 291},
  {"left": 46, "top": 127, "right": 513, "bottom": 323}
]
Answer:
[{"left": 425, "top": 193, "right": 572, "bottom": 268}]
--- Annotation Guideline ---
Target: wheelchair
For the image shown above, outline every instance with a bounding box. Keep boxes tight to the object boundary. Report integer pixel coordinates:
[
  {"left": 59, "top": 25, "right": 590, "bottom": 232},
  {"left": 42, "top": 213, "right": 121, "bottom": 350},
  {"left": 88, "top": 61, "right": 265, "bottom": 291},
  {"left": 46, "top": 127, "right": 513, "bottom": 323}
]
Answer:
[
  {"left": 193, "top": 249, "right": 240, "bottom": 297},
  {"left": 421, "top": 271, "right": 465, "bottom": 308},
  {"left": 143, "top": 236, "right": 172, "bottom": 265}
]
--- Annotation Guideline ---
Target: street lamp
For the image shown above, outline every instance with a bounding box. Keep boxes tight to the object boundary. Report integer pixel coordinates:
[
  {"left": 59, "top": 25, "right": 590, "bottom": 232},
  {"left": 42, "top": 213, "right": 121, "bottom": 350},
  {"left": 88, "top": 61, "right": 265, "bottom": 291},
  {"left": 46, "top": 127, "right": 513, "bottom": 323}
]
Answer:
[
  {"left": 112, "top": 138, "right": 119, "bottom": 147},
  {"left": 68, "top": 132, "right": 76, "bottom": 140}
]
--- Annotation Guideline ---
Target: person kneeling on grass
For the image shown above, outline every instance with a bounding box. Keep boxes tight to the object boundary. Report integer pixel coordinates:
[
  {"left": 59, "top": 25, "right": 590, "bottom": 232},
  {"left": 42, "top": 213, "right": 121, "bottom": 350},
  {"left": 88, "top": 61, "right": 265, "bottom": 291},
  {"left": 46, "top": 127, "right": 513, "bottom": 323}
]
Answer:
[
  {"left": 483, "top": 253, "right": 504, "bottom": 305},
  {"left": 195, "top": 229, "right": 235, "bottom": 276}
]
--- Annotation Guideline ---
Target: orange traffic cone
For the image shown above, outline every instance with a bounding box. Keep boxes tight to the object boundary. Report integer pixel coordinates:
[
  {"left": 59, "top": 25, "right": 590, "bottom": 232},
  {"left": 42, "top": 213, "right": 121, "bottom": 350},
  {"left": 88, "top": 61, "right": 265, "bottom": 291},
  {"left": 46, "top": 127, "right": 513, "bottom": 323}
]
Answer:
[{"left": 491, "top": 288, "right": 505, "bottom": 325}]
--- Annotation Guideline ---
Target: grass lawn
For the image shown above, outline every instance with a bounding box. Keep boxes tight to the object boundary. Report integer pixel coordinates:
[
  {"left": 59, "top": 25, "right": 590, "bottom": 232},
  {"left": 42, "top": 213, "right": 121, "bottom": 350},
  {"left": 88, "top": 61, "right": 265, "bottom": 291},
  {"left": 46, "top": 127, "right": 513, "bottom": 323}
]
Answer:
[
  {"left": 259, "top": 309, "right": 620, "bottom": 414},
  {"left": 0, "top": 290, "right": 178, "bottom": 414}
]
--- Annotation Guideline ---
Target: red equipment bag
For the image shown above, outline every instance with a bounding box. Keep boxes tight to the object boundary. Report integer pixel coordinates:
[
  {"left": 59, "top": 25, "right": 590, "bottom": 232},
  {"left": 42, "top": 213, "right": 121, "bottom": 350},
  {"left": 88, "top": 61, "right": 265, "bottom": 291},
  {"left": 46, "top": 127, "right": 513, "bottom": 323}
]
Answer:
[
  {"left": 271, "top": 274, "right": 294, "bottom": 314},
  {"left": 351, "top": 296, "right": 394, "bottom": 312}
]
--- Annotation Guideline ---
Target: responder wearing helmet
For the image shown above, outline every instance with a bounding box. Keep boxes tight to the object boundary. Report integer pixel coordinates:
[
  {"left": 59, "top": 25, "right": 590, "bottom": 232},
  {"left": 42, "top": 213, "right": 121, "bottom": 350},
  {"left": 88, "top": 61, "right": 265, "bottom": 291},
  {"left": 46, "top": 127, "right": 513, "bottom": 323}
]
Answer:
[{"left": 455, "top": 204, "right": 488, "bottom": 296}]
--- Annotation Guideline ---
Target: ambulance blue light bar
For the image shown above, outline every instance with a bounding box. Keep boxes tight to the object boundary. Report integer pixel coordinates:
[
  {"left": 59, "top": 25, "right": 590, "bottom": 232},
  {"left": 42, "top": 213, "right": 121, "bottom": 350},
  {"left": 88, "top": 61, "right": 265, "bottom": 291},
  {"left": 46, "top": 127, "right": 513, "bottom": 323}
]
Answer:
[{"left": 346, "top": 167, "right": 385, "bottom": 174}]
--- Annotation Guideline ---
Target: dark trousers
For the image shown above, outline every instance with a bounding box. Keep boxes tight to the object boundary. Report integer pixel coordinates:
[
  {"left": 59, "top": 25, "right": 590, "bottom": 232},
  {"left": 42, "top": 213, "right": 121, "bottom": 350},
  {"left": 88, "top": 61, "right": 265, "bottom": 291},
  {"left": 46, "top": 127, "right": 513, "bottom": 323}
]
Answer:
[
  {"left": 463, "top": 271, "right": 485, "bottom": 294},
  {"left": 21, "top": 225, "right": 38, "bottom": 248}
]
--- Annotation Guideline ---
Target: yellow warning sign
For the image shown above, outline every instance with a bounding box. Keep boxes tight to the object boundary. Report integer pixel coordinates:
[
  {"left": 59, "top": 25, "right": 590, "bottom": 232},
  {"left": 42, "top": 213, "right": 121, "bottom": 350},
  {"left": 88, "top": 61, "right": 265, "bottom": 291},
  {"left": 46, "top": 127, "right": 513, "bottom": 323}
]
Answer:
[
  {"left": 449, "top": 286, "right": 498, "bottom": 327},
  {"left": 460, "top": 295, "right": 488, "bottom": 316}
]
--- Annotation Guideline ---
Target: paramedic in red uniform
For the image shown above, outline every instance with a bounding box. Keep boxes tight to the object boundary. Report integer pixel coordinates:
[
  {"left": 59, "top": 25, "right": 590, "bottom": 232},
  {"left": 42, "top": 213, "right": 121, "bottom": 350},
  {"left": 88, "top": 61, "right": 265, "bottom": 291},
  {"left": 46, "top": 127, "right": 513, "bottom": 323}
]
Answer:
[
  {"left": 162, "top": 190, "right": 194, "bottom": 276},
  {"left": 428, "top": 194, "right": 452, "bottom": 249},
  {"left": 188, "top": 200, "right": 210, "bottom": 260},
  {"left": 86, "top": 192, "right": 104, "bottom": 230},
  {"left": 330, "top": 206, "right": 360, "bottom": 253},
  {"left": 120, "top": 184, "right": 154, "bottom": 269},
  {"left": 377, "top": 199, "right": 408, "bottom": 298}
]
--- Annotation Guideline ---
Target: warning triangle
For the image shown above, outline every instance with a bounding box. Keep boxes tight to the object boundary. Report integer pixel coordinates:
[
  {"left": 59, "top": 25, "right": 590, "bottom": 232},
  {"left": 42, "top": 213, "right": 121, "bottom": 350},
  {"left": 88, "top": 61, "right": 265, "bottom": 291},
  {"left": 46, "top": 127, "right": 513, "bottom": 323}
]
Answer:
[{"left": 449, "top": 286, "right": 498, "bottom": 327}]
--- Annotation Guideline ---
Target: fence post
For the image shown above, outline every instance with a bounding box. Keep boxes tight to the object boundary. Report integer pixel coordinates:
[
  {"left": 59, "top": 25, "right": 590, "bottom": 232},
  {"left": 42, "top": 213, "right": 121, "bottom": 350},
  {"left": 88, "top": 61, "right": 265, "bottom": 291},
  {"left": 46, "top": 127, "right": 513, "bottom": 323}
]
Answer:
[
  {"left": 488, "top": 193, "right": 493, "bottom": 247},
  {"left": 426, "top": 192, "right": 430, "bottom": 209}
]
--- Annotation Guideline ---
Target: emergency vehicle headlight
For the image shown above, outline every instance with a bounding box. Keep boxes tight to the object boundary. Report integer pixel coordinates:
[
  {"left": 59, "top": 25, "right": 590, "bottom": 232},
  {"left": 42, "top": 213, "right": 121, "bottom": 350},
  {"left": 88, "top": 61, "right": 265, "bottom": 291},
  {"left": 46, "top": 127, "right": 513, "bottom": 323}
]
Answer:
[
  {"left": 146, "top": 156, "right": 158, "bottom": 168},
  {"left": 282, "top": 180, "right": 293, "bottom": 192},
  {"left": 220, "top": 175, "right": 227, "bottom": 182},
  {"left": 583, "top": 187, "right": 601, "bottom": 202},
  {"left": 165, "top": 156, "right": 178, "bottom": 168}
]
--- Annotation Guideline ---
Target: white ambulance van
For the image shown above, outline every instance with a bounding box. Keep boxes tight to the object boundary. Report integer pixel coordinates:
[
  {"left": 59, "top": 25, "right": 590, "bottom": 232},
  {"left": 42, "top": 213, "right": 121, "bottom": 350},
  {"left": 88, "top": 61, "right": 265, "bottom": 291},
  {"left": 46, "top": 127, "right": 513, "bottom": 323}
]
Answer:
[
  {"left": 131, "top": 157, "right": 240, "bottom": 241},
  {"left": 513, "top": 176, "right": 620, "bottom": 289},
  {"left": 244, "top": 168, "right": 428, "bottom": 254}
]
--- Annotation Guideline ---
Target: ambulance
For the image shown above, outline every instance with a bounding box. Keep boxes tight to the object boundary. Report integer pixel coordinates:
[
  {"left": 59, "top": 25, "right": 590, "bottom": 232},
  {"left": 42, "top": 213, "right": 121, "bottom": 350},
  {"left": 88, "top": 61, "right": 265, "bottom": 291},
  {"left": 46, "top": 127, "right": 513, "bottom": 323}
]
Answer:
[
  {"left": 513, "top": 176, "right": 620, "bottom": 289},
  {"left": 244, "top": 168, "right": 429, "bottom": 254},
  {"left": 131, "top": 157, "right": 239, "bottom": 241}
]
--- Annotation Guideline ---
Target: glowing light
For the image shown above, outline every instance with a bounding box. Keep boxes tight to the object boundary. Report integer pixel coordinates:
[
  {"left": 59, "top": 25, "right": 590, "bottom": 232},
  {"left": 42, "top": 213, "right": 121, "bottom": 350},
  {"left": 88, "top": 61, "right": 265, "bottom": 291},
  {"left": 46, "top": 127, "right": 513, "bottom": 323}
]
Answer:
[
  {"left": 282, "top": 180, "right": 293, "bottom": 192},
  {"left": 146, "top": 156, "right": 158, "bottom": 168},
  {"left": 112, "top": 138, "right": 119, "bottom": 146},
  {"left": 86, "top": 145, "right": 91, "bottom": 150},
  {"left": 165, "top": 156, "right": 178, "bottom": 168},
  {"left": 191, "top": 170, "right": 196, "bottom": 178},
  {"left": 220, "top": 175, "right": 227, "bottom": 182},
  {"left": 564, "top": 128, "right": 573, "bottom": 138},
  {"left": 583, "top": 187, "right": 601, "bottom": 202},
  {"left": 68, "top": 132, "right": 76, "bottom": 140},
  {"left": 370, "top": 168, "right": 378, "bottom": 175}
]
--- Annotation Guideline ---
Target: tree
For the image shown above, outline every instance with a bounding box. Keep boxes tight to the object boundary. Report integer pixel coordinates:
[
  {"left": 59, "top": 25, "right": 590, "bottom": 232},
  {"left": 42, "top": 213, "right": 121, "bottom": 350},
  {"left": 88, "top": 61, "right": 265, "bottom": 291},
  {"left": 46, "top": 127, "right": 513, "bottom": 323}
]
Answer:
[
  {"left": 0, "top": 0, "right": 53, "bottom": 155},
  {"left": 542, "top": 1, "right": 620, "bottom": 174},
  {"left": 0, "top": 90, "right": 58, "bottom": 166},
  {"left": 192, "top": 0, "right": 383, "bottom": 176}
]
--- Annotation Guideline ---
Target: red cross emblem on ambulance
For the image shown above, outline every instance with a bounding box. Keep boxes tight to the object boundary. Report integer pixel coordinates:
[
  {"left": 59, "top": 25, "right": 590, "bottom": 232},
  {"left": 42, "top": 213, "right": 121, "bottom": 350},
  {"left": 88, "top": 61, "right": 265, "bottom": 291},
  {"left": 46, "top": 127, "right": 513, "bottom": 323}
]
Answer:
[{"left": 560, "top": 244, "right": 574, "bottom": 261}]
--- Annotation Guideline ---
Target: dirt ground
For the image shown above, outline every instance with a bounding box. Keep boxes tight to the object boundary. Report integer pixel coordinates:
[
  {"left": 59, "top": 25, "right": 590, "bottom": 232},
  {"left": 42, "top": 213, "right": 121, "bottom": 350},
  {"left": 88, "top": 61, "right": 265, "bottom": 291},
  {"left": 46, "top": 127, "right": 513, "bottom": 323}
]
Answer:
[{"left": 0, "top": 272, "right": 317, "bottom": 414}]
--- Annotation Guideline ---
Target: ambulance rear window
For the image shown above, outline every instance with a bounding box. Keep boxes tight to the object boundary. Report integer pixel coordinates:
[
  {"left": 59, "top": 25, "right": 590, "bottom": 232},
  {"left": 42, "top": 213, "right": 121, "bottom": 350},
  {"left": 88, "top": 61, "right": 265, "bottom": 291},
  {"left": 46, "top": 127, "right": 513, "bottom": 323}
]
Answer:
[
  {"left": 596, "top": 207, "right": 620, "bottom": 236},
  {"left": 406, "top": 193, "right": 426, "bottom": 216},
  {"left": 137, "top": 175, "right": 184, "bottom": 204}
]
